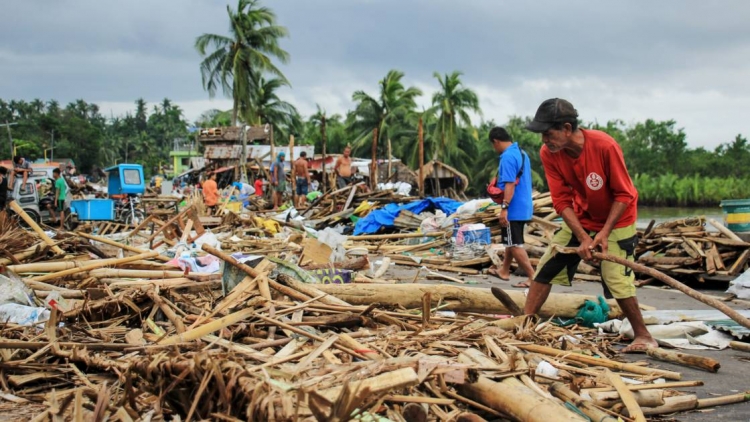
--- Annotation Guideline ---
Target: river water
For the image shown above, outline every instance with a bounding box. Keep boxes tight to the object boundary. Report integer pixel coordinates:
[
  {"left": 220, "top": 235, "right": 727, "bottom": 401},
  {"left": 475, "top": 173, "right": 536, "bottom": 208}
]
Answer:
[{"left": 636, "top": 206, "right": 724, "bottom": 231}]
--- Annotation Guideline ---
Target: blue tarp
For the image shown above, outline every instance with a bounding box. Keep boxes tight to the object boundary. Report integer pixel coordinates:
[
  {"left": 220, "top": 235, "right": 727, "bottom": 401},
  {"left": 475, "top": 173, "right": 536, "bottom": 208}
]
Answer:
[{"left": 353, "top": 197, "right": 463, "bottom": 235}]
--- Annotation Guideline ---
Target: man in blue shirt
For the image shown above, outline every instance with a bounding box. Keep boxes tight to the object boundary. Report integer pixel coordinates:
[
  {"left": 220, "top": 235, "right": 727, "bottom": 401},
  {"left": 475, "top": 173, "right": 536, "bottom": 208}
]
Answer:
[{"left": 489, "top": 127, "right": 535, "bottom": 288}]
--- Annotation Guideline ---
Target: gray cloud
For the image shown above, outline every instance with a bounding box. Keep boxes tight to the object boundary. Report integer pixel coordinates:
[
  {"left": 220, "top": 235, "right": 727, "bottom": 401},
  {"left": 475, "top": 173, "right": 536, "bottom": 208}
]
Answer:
[{"left": 1, "top": 0, "right": 749, "bottom": 147}]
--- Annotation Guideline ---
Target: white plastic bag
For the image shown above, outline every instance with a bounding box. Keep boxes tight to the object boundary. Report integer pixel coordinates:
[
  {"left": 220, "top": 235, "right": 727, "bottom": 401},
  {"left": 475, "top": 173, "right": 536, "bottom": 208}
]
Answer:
[{"left": 0, "top": 303, "right": 50, "bottom": 326}]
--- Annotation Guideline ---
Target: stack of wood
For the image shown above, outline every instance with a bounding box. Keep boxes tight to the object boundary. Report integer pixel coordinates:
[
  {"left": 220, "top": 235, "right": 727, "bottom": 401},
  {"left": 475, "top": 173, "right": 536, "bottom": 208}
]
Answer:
[{"left": 638, "top": 217, "right": 750, "bottom": 282}]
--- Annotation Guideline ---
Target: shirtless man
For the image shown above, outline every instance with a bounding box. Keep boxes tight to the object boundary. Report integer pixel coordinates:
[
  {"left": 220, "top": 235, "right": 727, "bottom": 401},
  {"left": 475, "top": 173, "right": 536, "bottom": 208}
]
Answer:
[
  {"left": 293, "top": 151, "right": 311, "bottom": 208},
  {"left": 334, "top": 146, "right": 353, "bottom": 189}
]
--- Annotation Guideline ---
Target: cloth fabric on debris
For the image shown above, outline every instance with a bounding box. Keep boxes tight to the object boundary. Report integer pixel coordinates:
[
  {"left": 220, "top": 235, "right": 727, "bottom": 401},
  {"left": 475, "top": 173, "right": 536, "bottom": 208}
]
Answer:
[{"left": 353, "top": 197, "right": 463, "bottom": 235}]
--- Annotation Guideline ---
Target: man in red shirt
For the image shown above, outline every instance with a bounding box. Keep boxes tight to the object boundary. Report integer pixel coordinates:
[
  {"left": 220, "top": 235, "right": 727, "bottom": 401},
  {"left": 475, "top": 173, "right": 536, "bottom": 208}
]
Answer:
[{"left": 525, "top": 98, "right": 656, "bottom": 353}]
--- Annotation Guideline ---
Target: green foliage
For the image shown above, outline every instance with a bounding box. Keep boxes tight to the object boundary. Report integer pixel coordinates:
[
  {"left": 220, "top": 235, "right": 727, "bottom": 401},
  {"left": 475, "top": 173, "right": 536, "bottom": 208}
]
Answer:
[
  {"left": 0, "top": 97, "right": 189, "bottom": 176},
  {"left": 633, "top": 173, "right": 750, "bottom": 206},
  {"left": 196, "top": 0, "right": 289, "bottom": 126}
]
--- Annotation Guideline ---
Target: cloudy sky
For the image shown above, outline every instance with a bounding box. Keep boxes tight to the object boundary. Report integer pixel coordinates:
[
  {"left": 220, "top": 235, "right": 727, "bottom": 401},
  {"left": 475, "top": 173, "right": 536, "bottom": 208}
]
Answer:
[{"left": 2, "top": 0, "right": 749, "bottom": 148}]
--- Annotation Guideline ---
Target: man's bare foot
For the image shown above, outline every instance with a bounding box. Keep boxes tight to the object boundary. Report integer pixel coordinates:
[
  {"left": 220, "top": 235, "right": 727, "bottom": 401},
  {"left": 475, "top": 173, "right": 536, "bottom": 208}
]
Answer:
[{"left": 620, "top": 335, "right": 658, "bottom": 353}]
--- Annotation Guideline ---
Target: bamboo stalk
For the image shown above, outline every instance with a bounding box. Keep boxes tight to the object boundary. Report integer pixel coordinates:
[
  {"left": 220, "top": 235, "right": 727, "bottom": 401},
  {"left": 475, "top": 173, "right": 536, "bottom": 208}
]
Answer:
[
  {"left": 76, "top": 231, "right": 169, "bottom": 262},
  {"left": 8, "top": 200, "right": 65, "bottom": 255},
  {"left": 696, "top": 391, "right": 750, "bottom": 409},
  {"left": 642, "top": 395, "right": 698, "bottom": 416},
  {"left": 646, "top": 347, "right": 721, "bottom": 373},
  {"left": 549, "top": 382, "right": 618, "bottom": 422},
  {"left": 708, "top": 218, "right": 744, "bottom": 242},
  {"left": 604, "top": 369, "right": 646, "bottom": 422},
  {"left": 517, "top": 344, "right": 681, "bottom": 380},
  {"left": 30, "top": 251, "right": 158, "bottom": 282},
  {"left": 556, "top": 246, "right": 750, "bottom": 330},
  {"left": 589, "top": 389, "right": 665, "bottom": 408},
  {"left": 158, "top": 308, "right": 255, "bottom": 345},
  {"left": 729, "top": 341, "right": 750, "bottom": 353}
]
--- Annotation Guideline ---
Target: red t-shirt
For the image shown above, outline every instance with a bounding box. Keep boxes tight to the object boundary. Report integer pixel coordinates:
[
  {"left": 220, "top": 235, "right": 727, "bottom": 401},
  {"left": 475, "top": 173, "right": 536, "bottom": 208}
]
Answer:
[
  {"left": 254, "top": 179, "right": 263, "bottom": 196},
  {"left": 540, "top": 129, "right": 637, "bottom": 232}
]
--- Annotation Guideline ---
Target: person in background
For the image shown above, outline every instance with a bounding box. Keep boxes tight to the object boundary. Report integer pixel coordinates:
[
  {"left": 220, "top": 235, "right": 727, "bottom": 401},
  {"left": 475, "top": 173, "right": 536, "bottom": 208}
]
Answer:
[
  {"left": 487, "top": 126, "right": 536, "bottom": 288},
  {"left": 12, "top": 156, "right": 31, "bottom": 192},
  {"left": 52, "top": 168, "right": 66, "bottom": 230},
  {"left": 254, "top": 174, "right": 265, "bottom": 197},
  {"left": 524, "top": 97, "right": 657, "bottom": 353},
  {"left": 0, "top": 166, "right": 8, "bottom": 214},
  {"left": 202, "top": 172, "right": 219, "bottom": 214},
  {"left": 334, "top": 146, "right": 353, "bottom": 189},
  {"left": 293, "top": 151, "right": 311, "bottom": 208},
  {"left": 271, "top": 151, "right": 286, "bottom": 210},
  {"left": 310, "top": 177, "right": 320, "bottom": 193}
]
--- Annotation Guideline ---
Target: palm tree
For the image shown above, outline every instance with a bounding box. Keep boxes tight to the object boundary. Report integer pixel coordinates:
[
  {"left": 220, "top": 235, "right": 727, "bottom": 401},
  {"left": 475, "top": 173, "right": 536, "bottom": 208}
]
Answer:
[
  {"left": 431, "top": 71, "right": 481, "bottom": 165},
  {"left": 349, "top": 70, "right": 422, "bottom": 157},
  {"left": 195, "top": 0, "right": 289, "bottom": 126},
  {"left": 245, "top": 72, "right": 300, "bottom": 139}
]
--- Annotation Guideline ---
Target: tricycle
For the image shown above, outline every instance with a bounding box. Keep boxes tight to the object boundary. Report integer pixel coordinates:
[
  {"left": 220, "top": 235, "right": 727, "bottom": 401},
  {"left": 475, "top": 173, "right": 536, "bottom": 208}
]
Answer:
[{"left": 70, "top": 164, "right": 146, "bottom": 226}]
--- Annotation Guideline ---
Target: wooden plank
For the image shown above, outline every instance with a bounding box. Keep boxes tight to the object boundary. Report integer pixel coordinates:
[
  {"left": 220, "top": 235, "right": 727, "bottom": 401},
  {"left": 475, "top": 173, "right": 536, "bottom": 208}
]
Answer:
[{"left": 729, "top": 250, "right": 750, "bottom": 276}]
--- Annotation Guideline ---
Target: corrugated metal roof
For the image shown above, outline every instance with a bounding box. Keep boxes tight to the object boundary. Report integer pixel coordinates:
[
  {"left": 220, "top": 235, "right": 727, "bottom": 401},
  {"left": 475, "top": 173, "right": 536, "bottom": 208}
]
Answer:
[{"left": 710, "top": 319, "right": 750, "bottom": 340}]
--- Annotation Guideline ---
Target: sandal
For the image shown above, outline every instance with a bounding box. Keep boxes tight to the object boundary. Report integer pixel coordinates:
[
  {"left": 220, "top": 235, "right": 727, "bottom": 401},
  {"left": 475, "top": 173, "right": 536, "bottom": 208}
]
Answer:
[
  {"left": 488, "top": 266, "right": 510, "bottom": 281},
  {"left": 512, "top": 281, "right": 531, "bottom": 288}
]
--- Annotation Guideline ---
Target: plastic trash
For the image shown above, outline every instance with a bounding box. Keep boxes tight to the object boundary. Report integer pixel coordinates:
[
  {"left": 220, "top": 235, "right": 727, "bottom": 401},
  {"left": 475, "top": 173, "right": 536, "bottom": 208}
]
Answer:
[{"left": 0, "top": 303, "right": 50, "bottom": 326}]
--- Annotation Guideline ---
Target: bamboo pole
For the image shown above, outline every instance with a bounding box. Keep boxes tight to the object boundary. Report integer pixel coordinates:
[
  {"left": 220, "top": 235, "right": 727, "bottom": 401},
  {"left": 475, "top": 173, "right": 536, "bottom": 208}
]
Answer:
[
  {"left": 458, "top": 376, "right": 585, "bottom": 422},
  {"left": 31, "top": 251, "right": 158, "bottom": 282},
  {"left": 371, "top": 127, "right": 378, "bottom": 190},
  {"left": 642, "top": 395, "right": 698, "bottom": 416},
  {"left": 556, "top": 247, "right": 750, "bottom": 330},
  {"left": 8, "top": 200, "right": 64, "bottom": 255},
  {"left": 708, "top": 218, "right": 744, "bottom": 242},
  {"left": 730, "top": 341, "right": 750, "bottom": 352},
  {"left": 589, "top": 389, "right": 665, "bottom": 408},
  {"left": 159, "top": 308, "right": 255, "bottom": 345},
  {"left": 646, "top": 347, "right": 721, "bottom": 373},
  {"left": 321, "top": 115, "right": 327, "bottom": 194},
  {"left": 76, "top": 231, "right": 170, "bottom": 262},
  {"left": 604, "top": 369, "right": 646, "bottom": 422},
  {"left": 548, "top": 383, "right": 618, "bottom": 422},
  {"left": 696, "top": 391, "right": 750, "bottom": 409},
  {"left": 517, "top": 344, "right": 681, "bottom": 380},
  {"left": 289, "top": 134, "right": 296, "bottom": 207}
]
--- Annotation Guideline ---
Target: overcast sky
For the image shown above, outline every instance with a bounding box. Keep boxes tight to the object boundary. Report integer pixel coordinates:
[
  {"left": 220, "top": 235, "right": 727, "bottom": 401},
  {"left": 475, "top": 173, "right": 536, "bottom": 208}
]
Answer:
[{"left": 1, "top": 0, "right": 749, "bottom": 148}]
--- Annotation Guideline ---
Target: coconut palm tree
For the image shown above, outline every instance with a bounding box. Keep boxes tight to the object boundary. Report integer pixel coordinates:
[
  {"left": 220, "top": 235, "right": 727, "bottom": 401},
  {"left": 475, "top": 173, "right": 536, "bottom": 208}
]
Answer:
[
  {"left": 431, "top": 71, "right": 481, "bottom": 165},
  {"left": 348, "top": 70, "right": 422, "bottom": 157},
  {"left": 245, "top": 72, "right": 300, "bottom": 139},
  {"left": 195, "top": 0, "right": 289, "bottom": 126}
]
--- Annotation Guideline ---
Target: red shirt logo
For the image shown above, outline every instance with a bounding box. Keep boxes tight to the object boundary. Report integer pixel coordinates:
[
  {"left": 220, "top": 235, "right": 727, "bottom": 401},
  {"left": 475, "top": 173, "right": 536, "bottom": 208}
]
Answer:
[{"left": 586, "top": 172, "right": 604, "bottom": 191}]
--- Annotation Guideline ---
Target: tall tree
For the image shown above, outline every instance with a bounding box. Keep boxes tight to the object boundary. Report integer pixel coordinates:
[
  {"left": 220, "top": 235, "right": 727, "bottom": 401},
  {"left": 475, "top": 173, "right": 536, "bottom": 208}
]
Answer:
[
  {"left": 195, "top": 0, "right": 289, "bottom": 125},
  {"left": 431, "top": 71, "right": 481, "bottom": 165},
  {"left": 245, "top": 72, "right": 300, "bottom": 139},
  {"left": 348, "top": 69, "right": 422, "bottom": 157}
]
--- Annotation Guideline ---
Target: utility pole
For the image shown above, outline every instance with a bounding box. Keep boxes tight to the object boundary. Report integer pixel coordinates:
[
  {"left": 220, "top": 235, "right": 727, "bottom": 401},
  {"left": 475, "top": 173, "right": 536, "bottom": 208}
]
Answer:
[
  {"left": 1, "top": 121, "right": 18, "bottom": 159},
  {"left": 50, "top": 129, "right": 54, "bottom": 162}
]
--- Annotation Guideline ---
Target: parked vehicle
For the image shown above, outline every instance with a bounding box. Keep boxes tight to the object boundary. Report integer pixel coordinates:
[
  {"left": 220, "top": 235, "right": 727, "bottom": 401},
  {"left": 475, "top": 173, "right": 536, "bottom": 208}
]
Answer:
[
  {"left": 8, "top": 169, "right": 77, "bottom": 229},
  {"left": 69, "top": 164, "right": 145, "bottom": 225}
]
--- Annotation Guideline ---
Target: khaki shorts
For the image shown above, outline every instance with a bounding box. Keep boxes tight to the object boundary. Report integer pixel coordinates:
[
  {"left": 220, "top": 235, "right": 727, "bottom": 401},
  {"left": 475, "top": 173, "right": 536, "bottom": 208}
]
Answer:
[{"left": 533, "top": 223, "right": 638, "bottom": 299}]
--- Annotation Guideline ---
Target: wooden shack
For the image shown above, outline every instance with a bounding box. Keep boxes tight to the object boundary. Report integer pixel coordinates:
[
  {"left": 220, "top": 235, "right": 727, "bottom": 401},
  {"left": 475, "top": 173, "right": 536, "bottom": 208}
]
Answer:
[{"left": 419, "top": 160, "right": 469, "bottom": 200}]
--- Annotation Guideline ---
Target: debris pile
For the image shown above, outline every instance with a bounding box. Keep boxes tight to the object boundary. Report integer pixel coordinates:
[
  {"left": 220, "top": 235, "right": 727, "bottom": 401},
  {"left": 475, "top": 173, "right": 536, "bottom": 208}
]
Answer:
[{"left": 0, "top": 210, "right": 748, "bottom": 421}]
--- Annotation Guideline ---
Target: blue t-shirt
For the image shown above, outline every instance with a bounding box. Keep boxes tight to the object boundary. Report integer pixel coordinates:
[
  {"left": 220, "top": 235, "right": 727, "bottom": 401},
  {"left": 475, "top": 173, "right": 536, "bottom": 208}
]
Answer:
[{"left": 497, "top": 143, "right": 533, "bottom": 221}]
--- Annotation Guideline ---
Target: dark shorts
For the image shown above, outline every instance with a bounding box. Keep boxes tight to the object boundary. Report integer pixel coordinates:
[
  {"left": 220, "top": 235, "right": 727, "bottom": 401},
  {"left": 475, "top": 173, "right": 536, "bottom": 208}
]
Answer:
[
  {"left": 336, "top": 176, "right": 352, "bottom": 189},
  {"left": 57, "top": 199, "right": 65, "bottom": 212},
  {"left": 296, "top": 178, "right": 309, "bottom": 195},
  {"left": 533, "top": 223, "right": 638, "bottom": 300},
  {"left": 500, "top": 220, "right": 527, "bottom": 247}
]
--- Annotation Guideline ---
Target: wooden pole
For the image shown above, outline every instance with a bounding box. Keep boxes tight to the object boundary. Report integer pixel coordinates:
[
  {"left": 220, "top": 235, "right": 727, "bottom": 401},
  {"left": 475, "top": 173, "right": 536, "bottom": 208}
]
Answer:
[
  {"left": 387, "top": 138, "right": 392, "bottom": 180},
  {"left": 371, "top": 127, "right": 378, "bottom": 190},
  {"left": 321, "top": 115, "right": 327, "bottom": 194},
  {"left": 289, "top": 134, "right": 295, "bottom": 207},
  {"left": 8, "top": 201, "right": 64, "bottom": 255},
  {"left": 557, "top": 246, "right": 750, "bottom": 330},
  {"left": 646, "top": 347, "right": 721, "bottom": 373},
  {"left": 418, "top": 115, "right": 424, "bottom": 197}
]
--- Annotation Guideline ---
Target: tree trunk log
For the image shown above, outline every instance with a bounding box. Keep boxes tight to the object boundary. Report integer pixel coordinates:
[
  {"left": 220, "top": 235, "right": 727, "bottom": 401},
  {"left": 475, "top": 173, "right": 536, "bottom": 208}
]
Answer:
[
  {"left": 316, "top": 283, "right": 622, "bottom": 318},
  {"left": 549, "top": 383, "right": 618, "bottom": 422},
  {"left": 458, "top": 376, "right": 586, "bottom": 422}
]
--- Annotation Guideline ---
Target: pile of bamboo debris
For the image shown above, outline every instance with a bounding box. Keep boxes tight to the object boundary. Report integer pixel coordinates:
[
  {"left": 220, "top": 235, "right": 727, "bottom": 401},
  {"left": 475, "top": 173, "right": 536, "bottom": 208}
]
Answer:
[
  {"left": 0, "top": 217, "right": 747, "bottom": 421},
  {"left": 638, "top": 217, "right": 750, "bottom": 283}
]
